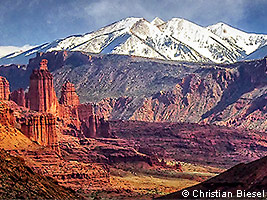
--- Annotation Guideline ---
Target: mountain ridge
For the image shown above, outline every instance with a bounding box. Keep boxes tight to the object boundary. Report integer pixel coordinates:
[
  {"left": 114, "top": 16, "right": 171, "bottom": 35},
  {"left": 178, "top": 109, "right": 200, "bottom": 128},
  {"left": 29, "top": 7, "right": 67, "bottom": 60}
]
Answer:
[{"left": 1, "top": 17, "right": 267, "bottom": 65}]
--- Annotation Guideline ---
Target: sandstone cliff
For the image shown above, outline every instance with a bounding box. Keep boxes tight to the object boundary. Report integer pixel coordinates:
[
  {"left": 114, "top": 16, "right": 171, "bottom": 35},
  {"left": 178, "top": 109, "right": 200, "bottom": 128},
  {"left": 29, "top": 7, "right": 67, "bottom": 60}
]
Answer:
[
  {"left": 2, "top": 52, "right": 266, "bottom": 131},
  {"left": 77, "top": 103, "right": 111, "bottom": 138},
  {"left": 0, "top": 102, "right": 15, "bottom": 126},
  {"left": 94, "top": 58, "right": 267, "bottom": 132},
  {"left": 0, "top": 102, "right": 38, "bottom": 150},
  {"left": 58, "top": 83, "right": 111, "bottom": 138}
]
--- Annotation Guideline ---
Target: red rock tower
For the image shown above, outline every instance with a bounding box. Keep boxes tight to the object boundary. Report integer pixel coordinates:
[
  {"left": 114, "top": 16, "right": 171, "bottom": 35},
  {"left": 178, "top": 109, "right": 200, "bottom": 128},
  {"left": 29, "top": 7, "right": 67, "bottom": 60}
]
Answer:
[
  {"left": 59, "top": 81, "right": 80, "bottom": 106},
  {"left": 27, "top": 59, "right": 58, "bottom": 114},
  {"left": 0, "top": 76, "right": 10, "bottom": 101}
]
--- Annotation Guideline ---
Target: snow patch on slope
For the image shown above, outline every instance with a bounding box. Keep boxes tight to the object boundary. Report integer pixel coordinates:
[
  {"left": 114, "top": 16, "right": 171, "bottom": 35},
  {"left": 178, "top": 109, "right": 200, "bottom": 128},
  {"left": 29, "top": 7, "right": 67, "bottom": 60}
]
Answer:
[{"left": 114, "top": 19, "right": 208, "bottom": 62}]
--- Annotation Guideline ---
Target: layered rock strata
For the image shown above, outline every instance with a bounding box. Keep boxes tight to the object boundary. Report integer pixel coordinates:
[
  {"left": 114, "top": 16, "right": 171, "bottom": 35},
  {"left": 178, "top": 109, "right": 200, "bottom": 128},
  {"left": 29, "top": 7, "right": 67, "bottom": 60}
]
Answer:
[
  {"left": 11, "top": 147, "right": 110, "bottom": 192},
  {"left": 0, "top": 149, "right": 83, "bottom": 199}
]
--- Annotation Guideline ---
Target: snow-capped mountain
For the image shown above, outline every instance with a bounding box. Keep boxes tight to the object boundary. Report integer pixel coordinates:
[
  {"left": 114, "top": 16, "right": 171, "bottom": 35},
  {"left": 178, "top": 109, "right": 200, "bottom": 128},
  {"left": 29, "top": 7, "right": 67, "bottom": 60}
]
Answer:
[{"left": 1, "top": 17, "right": 267, "bottom": 65}]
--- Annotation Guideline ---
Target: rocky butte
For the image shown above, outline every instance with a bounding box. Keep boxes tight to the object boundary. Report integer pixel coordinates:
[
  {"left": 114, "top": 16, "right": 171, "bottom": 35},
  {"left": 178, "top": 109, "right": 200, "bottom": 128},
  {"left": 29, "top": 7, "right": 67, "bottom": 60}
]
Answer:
[{"left": 8, "top": 59, "right": 111, "bottom": 147}]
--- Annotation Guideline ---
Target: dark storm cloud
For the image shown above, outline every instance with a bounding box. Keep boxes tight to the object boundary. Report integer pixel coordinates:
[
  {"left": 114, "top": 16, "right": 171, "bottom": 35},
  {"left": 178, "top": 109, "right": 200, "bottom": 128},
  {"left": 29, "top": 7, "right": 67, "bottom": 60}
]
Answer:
[{"left": 0, "top": 0, "right": 267, "bottom": 46}]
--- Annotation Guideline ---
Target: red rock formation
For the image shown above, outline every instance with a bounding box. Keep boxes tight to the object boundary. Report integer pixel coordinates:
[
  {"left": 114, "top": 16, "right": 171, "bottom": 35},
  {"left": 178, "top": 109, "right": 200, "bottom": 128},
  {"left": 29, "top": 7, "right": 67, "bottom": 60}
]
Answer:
[
  {"left": 10, "top": 88, "right": 25, "bottom": 107},
  {"left": 58, "top": 104, "right": 82, "bottom": 137},
  {"left": 0, "top": 149, "right": 83, "bottom": 200},
  {"left": 20, "top": 114, "right": 58, "bottom": 149},
  {"left": 59, "top": 81, "right": 80, "bottom": 106},
  {"left": 27, "top": 59, "right": 59, "bottom": 114},
  {"left": 39, "top": 59, "right": 48, "bottom": 70},
  {"left": 0, "top": 76, "right": 10, "bottom": 101},
  {"left": 77, "top": 103, "right": 94, "bottom": 119}
]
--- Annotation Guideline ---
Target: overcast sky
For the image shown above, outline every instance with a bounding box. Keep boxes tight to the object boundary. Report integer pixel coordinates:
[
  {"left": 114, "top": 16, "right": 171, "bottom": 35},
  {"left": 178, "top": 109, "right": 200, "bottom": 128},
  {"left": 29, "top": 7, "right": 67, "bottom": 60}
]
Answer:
[{"left": 1, "top": 0, "right": 267, "bottom": 46}]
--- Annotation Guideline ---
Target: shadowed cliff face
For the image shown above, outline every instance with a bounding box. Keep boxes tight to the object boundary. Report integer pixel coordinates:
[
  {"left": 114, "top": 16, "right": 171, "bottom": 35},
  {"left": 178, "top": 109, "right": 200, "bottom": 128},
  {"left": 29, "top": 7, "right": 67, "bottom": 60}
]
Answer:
[{"left": 1, "top": 52, "right": 267, "bottom": 132}]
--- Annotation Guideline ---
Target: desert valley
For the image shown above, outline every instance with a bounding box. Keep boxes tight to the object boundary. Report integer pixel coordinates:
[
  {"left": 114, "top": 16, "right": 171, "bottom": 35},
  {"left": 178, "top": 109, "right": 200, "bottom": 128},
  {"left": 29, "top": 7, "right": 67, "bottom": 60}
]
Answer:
[{"left": 0, "top": 15, "right": 267, "bottom": 200}]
